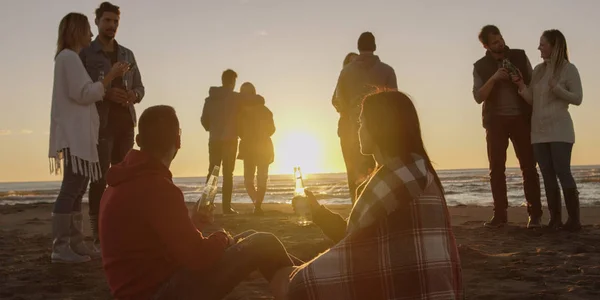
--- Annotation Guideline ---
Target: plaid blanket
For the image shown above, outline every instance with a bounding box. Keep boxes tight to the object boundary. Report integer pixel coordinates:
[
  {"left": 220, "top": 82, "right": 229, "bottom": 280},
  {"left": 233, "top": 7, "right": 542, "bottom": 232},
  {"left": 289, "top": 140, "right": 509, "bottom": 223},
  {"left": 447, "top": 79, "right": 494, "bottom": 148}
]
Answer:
[{"left": 288, "top": 155, "right": 463, "bottom": 300}]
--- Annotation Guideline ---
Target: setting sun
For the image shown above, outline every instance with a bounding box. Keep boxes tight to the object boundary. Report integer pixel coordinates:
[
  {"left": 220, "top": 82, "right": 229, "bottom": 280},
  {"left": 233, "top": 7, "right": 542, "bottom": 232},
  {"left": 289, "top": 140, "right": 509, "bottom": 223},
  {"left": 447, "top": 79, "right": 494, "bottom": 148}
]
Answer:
[{"left": 271, "top": 130, "right": 325, "bottom": 175}]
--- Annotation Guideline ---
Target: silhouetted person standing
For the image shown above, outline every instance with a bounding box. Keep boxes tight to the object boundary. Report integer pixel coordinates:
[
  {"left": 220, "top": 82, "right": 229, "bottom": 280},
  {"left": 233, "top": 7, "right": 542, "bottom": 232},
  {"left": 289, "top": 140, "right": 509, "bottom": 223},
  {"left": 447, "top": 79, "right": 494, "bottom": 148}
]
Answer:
[
  {"left": 80, "top": 2, "right": 145, "bottom": 250},
  {"left": 201, "top": 69, "right": 240, "bottom": 214},
  {"left": 472, "top": 25, "right": 542, "bottom": 228},
  {"left": 237, "top": 82, "right": 275, "bottom": 216},
  {"left": 333, "top": 32, "right": 397, "bottom": 204}
]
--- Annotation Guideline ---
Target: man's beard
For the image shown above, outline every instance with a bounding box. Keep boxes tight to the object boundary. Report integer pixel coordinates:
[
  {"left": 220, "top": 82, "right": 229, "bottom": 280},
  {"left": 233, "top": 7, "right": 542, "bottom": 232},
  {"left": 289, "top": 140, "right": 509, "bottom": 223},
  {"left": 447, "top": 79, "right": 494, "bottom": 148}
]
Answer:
[{"left": 490, "top": 47, "right": 505, "bottom": 54}]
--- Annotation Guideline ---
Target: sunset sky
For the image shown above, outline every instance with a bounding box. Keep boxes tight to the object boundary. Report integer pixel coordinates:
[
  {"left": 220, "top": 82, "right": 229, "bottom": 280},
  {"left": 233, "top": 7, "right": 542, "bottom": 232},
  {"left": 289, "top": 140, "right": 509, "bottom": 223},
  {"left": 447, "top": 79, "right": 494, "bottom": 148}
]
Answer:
[{"left": 0, "top": 0, "right": 598, "bottom": 182}]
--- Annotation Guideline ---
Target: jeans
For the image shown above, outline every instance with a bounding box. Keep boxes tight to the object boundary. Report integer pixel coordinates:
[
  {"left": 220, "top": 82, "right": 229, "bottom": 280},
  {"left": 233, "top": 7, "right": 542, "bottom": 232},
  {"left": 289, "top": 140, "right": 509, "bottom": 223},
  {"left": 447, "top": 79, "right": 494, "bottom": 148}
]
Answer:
[
  {"left": 53, "top": 149, "right": 90, "bottom": 214},
  {"left": 533, "top": 142, "right": 577, "bottom": 193},
  {"left": 486, "top": 115, "right": 542, "bottom": 217},
  {"left": 88, "top": 123, "right": 135, "bottom": 217},
  {"left": 338, "top": 117, "right": 375, "bottom": 204},
  {"left": 154, "top": 231, "right": 295, "bottom": 300},
  {"left": 207, "top": 140, "right": 238, "bottom": 209}
]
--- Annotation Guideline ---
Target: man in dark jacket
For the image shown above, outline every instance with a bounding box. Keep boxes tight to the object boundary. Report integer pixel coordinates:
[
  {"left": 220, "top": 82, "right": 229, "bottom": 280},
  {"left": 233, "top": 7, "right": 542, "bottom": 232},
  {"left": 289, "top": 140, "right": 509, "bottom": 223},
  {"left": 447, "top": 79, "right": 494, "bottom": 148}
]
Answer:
[
  {"left": 201, "top": 69, "right": 240, "bottom": 214},
  {"left": 100, "top": 106, "right": 296, "bottom": 299},
  {"left": 79, "top": 2, "right": 145, "bottom": 249},
  {"left": 333, "top": 32, "right": 398, "bottom": 204},
  {"left": 472, "top": 25, "right": 542, "bottom": 228}
]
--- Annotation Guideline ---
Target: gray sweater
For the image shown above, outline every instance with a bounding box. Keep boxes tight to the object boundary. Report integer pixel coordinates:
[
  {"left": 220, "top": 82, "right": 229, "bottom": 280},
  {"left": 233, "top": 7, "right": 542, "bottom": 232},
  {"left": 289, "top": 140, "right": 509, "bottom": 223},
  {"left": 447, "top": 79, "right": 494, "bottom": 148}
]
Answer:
[
  {"left": 519, "top": 61, "right": 583, "bottom": 144},
  {"left": 333, "top": 54, "right": 397, "bottom": 118}
]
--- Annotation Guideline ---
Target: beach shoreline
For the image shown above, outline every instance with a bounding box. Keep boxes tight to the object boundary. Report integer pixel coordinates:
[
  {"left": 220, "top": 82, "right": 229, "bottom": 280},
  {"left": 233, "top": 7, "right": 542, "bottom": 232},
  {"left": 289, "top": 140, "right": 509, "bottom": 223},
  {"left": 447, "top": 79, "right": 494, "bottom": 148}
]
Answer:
[{"left": 2, "top": 203, "right": 600, "bottom": 299}]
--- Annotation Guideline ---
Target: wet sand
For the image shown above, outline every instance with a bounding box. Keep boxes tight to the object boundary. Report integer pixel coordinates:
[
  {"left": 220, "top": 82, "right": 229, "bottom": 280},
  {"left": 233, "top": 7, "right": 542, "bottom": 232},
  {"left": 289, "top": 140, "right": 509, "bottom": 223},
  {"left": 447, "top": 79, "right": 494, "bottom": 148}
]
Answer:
[{"left": 1, "top": 203, "right": 600, "bottom": 299}]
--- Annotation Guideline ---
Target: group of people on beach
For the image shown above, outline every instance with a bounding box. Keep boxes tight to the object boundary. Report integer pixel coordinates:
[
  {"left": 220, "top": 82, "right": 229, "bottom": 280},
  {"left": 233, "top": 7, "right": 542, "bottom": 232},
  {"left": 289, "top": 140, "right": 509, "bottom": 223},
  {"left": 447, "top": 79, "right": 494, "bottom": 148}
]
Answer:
[{"left": 47, "top": 1, "right": 582, "bottom": 299}]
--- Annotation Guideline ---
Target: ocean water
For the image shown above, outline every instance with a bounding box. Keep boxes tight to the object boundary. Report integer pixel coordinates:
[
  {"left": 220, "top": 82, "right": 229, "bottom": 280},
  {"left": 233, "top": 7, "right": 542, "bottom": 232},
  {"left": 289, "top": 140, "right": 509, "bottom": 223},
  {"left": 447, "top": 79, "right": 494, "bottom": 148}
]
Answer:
[{"left": 1, "top": 166, "right": 599, "bottom": 207}]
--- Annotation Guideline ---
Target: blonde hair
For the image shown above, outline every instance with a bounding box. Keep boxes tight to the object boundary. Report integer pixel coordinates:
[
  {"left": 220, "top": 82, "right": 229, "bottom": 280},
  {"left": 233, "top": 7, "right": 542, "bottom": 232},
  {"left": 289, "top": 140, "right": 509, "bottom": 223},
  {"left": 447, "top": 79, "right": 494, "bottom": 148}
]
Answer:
[
  {"left": 55, "top": 13, "right": 90, "bottom": 58},
  {"left": 533, "top": 29, "right": 569, "bottom": 84}
]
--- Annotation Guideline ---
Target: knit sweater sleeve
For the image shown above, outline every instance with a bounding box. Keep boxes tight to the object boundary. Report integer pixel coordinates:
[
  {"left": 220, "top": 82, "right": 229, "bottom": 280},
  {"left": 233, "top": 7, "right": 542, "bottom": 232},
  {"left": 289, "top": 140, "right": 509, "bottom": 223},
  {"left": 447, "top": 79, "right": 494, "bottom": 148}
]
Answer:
[
  {"left": 59, "top": 50, "right": 105, "bottom": 105},
  {"left": 519, "top": 64, "right": 541, "bottom": 105},
  {"left": 552, "top": 63, "right": 583, "bottom": 106}
]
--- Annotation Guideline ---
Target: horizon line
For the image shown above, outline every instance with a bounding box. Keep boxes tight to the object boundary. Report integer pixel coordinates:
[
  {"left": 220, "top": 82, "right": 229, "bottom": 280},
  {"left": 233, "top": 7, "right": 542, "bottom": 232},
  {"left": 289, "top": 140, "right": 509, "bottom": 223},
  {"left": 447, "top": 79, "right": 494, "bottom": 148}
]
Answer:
[{"left": 1, "top": 164, "right": 598, "bottom": 184}]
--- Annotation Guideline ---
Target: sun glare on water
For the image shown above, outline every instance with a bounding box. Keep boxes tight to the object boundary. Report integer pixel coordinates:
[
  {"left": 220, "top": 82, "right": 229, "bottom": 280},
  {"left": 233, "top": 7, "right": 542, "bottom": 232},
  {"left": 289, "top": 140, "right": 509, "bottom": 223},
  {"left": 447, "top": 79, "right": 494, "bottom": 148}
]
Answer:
[{"left": 272, "top": 130, "right": 324, "bottom": 176}]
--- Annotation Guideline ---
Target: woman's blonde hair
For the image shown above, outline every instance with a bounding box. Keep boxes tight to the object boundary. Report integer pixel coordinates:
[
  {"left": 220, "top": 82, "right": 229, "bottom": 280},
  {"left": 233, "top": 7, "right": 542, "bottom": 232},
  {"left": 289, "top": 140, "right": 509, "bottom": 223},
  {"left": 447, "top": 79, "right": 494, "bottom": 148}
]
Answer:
[
  {"left": 55, "top": 13, "right": 90, "bottom": 58},
  {"left": 533, "top": 29, "right": 569, "bottom": 83}
]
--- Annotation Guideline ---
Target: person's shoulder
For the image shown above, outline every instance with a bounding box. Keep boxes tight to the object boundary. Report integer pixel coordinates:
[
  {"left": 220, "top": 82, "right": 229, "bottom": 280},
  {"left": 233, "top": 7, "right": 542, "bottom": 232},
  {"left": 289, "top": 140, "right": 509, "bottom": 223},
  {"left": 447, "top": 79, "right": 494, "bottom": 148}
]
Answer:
[
  {"left": 117, "top": 42, "right": 134, "bottom": 55},
  {"left": 55, "top": 49, "right": 78, "bottom": 62},
  {"left": 474, "top": 54, "right": 488, "bottom": 66},
  {"left": 564, "top": 61, "right": 579, "bottom": 71},
  {"left": 136, "top": 173, "right": 183, "bottom": 198}
]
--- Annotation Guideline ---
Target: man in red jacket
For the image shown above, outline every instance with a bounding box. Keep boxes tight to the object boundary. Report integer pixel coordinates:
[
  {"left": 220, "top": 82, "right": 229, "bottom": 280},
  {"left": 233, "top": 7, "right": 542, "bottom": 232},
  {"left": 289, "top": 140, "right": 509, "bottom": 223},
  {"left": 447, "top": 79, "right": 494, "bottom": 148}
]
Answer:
[{"left": 100, "top": 105, "right": 295, "bottom": 299}]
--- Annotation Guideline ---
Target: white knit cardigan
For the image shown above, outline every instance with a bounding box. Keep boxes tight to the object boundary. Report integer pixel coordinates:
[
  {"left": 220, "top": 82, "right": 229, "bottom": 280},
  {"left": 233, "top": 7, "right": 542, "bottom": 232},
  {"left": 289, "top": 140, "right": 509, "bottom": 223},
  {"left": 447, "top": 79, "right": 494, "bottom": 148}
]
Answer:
[{"left": 48, "top": 49, "right": 105, "bottom": 181}]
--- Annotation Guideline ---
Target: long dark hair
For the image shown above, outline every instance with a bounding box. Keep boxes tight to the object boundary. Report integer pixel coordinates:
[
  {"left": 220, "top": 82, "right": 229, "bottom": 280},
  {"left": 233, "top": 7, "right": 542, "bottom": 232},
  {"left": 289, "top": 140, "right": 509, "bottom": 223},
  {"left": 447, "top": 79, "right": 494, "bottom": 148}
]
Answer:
[
  {"left": 543, "top": 29, "right": 569, "bottom": 76},
  {"left": 361, "top": 91, "right": 444, "bottom": 191}
]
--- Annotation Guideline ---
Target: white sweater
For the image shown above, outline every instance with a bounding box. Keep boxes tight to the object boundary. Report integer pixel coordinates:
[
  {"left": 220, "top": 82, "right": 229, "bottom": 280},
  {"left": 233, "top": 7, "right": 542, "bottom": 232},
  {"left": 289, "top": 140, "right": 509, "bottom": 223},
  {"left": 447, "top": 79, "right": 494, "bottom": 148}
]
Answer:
[
  {"left": 48, "top": 49, "right": 105, "bottom": 181},
  {"left": 520, "top": 61, "right": 583, "bottom": 144}
]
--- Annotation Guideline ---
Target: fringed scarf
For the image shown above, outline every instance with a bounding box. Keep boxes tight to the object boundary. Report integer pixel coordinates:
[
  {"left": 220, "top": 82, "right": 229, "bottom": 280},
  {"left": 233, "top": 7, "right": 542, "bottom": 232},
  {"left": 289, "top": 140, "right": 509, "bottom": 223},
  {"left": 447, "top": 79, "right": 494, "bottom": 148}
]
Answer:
[{"left": 50, "top": 148, "right": 102, "bottom": 182}]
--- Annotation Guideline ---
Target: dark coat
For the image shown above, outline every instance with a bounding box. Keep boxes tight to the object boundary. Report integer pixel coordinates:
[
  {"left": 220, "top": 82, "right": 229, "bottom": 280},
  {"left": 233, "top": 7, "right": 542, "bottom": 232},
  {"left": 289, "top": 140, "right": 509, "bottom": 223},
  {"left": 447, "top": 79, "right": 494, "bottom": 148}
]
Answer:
[{"left": 236, "top": 94, "right": 275, "bottom": 164}]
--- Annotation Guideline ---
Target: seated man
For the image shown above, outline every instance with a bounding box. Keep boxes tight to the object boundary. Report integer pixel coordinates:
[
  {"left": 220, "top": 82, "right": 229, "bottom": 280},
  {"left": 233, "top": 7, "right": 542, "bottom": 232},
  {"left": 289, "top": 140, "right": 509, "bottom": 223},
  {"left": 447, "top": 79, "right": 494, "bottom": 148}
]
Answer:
[{"left": 99, "top": 105, "right": 296, "bottom": 300}]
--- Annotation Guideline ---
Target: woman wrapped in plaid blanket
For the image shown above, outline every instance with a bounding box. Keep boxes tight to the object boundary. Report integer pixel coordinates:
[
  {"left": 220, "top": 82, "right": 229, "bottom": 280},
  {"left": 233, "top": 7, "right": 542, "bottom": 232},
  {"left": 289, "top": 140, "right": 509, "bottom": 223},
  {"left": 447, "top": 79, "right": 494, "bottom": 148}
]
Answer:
[{"left": 271, "top": 91, "right": 463, "bottom": 299}]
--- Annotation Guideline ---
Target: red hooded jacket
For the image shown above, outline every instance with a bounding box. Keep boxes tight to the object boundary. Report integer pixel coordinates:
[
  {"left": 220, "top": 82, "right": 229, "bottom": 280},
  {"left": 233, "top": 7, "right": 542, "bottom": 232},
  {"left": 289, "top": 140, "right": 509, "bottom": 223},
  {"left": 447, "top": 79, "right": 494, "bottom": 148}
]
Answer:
[{"left": 99, "top": 150, "right": 229, "bottom": 299}]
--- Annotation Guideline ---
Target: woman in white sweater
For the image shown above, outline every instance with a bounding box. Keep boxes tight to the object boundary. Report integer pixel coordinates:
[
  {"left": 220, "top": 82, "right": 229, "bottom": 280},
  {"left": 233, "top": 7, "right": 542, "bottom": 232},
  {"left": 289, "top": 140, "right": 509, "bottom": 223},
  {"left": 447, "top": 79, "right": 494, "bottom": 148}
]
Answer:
[
  {"left": 513, "top": 29, "right": 583, "bottom": 232},
  {"left": 49, "top": 12, "right": 129, "bottom": 263}
]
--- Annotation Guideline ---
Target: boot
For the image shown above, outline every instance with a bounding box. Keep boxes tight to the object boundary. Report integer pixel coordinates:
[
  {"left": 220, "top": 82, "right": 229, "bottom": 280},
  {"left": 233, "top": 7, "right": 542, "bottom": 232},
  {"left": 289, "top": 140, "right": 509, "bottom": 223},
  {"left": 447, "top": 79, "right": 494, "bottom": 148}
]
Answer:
[
  {"left": 546, "top": 189, "right": 563, "bottom": 229},
  {"left": 89, "top": 214, "right": 101, "bottom": 253},
  {"left": 51, "top": 213, "right": 91, "bottom": 264},
  {"left": 70, "top": 212, "right": 100, "bottom": 259},
  {"left": 484, "top": 212, "right": 507, "bottom": 228},
  {"left": 563, "top": 188, "right": 582, "bottom": 232},
  {"left": 254, "top": 185, "right": 267, "bottom": 216}
]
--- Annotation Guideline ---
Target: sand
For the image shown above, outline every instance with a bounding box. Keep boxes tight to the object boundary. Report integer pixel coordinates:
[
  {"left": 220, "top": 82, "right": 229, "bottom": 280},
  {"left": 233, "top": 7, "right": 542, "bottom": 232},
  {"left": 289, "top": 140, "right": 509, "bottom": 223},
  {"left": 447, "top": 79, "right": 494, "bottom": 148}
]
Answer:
[{"left": 1, "top": 203, "right": 600, "bottom": 300}]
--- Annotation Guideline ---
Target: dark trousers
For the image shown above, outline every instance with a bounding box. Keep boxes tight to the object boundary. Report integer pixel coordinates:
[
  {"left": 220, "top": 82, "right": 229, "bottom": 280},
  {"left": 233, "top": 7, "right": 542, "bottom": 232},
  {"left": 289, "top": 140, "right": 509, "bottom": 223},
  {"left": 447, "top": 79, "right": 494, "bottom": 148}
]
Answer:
[
  {"left": 88, "top": 123, "right": 135, "bottom": 217},
  {"left": 533, "top": 142, "right": 577, "bottom": 193},
  {"left": 154, "top": 231, "right": 295, "bottom": 300},
  {"left": 53, "top": 149, "right": 90, "bottom": 214},
  {"left": 486, "top": 115, "right": 542, "bottom": 217},
  {"left": 208, "top": 140, "right": 238, "bottom": 209},
  {"left": 243, "top": 159, "right": 269, "bottom": 190},
  {"left": 338, "top": 117, "right": 375, "bottom": 204}
]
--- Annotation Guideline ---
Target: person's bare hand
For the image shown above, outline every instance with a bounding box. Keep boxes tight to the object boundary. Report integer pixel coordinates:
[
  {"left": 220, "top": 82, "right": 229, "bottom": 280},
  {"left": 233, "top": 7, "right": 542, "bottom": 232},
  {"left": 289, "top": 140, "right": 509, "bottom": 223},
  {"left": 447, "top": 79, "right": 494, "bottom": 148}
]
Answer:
[
  {"left": 105, "top": 88, "right": 129, "bottom": 104},
  {"left": 292, "top": 189, "right": 319, "bottom": 214},
  {"left": 492, "top": 68, "right": 509, "bottom": 82},
  {"left": 107, "top": 61, "right": 130, "bottom": 79},
  {"left": 549, "top": 78, "right": 558, "bottom": 89},
  {"left": 511, "top": 69, "right": 526, "bottom": 90}
]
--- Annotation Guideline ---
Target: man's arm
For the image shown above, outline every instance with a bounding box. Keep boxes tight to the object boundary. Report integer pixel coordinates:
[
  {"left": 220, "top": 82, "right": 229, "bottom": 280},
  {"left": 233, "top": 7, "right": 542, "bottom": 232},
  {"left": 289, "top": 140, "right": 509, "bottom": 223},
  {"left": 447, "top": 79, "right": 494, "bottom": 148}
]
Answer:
[
  {"left": 146, "top": 184, "right": 229, "bottom": 271},
  {"left": 200, "top": 99, "right": 210, "bottom": 131},
  {"left": 473, "top": 67, "right": 505, "bottom": 104},
  {"left": 332, "top": 71, "right": 345, "bottom": 113},
  {"left": 129, "top": 51, "right": 145, "bottom": 103},
  {"left": 387, "top": 67, "right": 398, "bottom": 90}
]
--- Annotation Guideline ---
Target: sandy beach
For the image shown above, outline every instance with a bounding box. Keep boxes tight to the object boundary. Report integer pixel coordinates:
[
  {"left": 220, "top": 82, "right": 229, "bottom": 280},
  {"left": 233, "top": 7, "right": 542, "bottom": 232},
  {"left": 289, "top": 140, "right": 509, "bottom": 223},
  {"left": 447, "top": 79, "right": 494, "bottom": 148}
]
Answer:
[{"left": 1, "top": 203, "right": 600, "bottom": 300}]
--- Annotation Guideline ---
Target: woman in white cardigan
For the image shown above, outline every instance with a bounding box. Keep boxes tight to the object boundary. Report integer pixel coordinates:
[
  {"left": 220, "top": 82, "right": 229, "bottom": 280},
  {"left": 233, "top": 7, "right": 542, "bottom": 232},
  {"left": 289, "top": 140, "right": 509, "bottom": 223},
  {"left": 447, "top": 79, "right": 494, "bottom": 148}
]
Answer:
[
  {"left": 49, "top": 12, "right": 129, "bottom": 263},
  {"left": 513, "top": 29, "right": 583, "bottom": 232}
]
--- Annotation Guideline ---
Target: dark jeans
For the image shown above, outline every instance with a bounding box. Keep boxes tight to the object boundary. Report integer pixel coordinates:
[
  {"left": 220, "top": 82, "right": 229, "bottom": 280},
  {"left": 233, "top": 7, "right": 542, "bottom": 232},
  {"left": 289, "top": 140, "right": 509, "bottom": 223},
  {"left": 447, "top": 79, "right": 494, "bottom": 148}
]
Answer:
[
  {"left": 338, "top": 117, "right": 375, "bottom": 204},
  {"left": 88, "top": 123, "right": 135, "bottom": 216},
  {"left": 243, "top": 159, "right": 269, "bottom": 190},
  {"left": 486, "top": 115, "right": 542, "bottom": 217},
  {"left": 208, "top": 140, "right": 238, "bottom": 209},
  {"left": 533, "top": 142, "right": 577, "bottom": 194},
  {"left": 53, "top": 149, "right": 90, "bottom": 214},
  {"left": 154, "top": 231, "right": 294, "bottom": 300}
]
